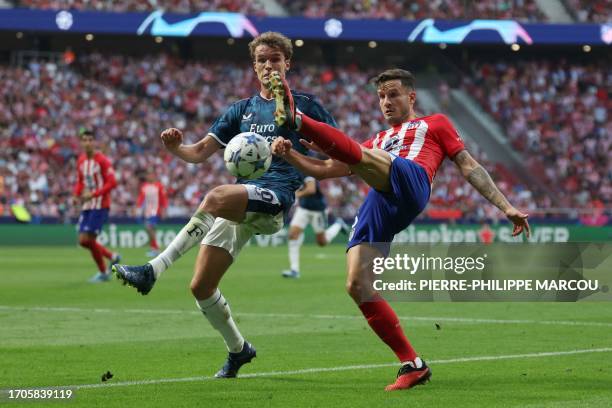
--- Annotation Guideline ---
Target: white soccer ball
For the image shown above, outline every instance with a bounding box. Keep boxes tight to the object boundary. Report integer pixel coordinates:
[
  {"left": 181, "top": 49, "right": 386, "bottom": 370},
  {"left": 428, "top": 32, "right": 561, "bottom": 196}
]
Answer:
[{"left": 223, "top": 132, "right": 272, "bottom": 180}]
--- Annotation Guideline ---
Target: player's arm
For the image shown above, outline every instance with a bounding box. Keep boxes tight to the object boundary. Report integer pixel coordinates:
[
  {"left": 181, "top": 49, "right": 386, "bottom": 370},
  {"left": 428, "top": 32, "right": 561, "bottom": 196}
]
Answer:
[
  {"left": 90, "top": 160, "right": 117, "bottom": 199},
  {"left": 73, "top": 164, "right": 84, "bottom": 205},
  {"left": 161, "top": 128, "right": 221, "bottom": 163},
  {"left": 295, "top": 179, "right": 316, "bottom": 198},
  {"left": 272, "top": 137, "right": 350, "bottom": 180},
  {"left": 453, "top": 150, "right": 530, "bottom": 237}
]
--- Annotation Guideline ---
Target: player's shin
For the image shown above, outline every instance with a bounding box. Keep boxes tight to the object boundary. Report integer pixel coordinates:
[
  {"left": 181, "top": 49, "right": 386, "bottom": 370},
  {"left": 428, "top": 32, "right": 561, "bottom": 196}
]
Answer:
[
  {"left": 93, "top": 242, "right": 113, "bottom": 259},
  {"left": 324, "top": 222, "right": 342, "bottom": 243},
  {"left": 288, "top": 233, "right": 304, "bottom": 272},
  {"left": 149, "top": 211, "right": 214, "bottom": 278},
  {"left": 299, "top": 114, "right": 363, "bottom": 165},
  {"left": 196, "top": 289, "right": 245, "bottom": 353},
  {"left": 358, "top": 294, "right": 418, "bottom": 363}
]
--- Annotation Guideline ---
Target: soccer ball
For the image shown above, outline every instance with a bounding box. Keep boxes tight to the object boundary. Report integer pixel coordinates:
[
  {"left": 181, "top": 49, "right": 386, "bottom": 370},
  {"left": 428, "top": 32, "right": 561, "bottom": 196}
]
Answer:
[{"left": 223, "top": 132, "right": 272, "bottom": 179}]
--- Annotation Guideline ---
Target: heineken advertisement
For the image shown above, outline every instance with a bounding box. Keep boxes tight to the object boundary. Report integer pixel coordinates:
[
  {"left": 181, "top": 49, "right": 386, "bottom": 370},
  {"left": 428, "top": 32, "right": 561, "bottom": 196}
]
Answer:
[{"left": 0, "top": 223, "right": 609, "bottom": 247}]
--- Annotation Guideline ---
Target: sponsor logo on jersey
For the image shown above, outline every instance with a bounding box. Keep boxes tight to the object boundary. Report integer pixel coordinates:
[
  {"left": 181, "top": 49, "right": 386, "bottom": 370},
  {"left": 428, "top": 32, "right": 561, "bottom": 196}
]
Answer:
[{"left": 249, "top": 123, "right": 276, "bottom": 133}]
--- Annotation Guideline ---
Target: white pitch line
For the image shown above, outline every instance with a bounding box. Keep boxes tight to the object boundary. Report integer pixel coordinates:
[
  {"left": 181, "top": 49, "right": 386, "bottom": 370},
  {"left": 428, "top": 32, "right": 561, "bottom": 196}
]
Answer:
[
  {"left": 5, "top": 347, "right": 611, "bottom": 392},
  {"left": 1, "top": 305, "right": 612, "bottom": 328}
]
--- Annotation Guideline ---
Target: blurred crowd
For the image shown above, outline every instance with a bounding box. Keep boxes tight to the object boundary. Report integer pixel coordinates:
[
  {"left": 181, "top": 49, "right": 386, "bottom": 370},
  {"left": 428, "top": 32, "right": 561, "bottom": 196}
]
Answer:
[
  {"left": 566, "top": 0, "right": 611, "bottom": 23},
  {"left": 12, "top": 0, "right": 610, "bottom": 23},
  {"left": 15, "top": 0, "right": 266, "bottom": 15},
  {"left": 278, "top": 0, "right": 547, "bottom": 22},
  {"left": 464, "top": 60, "right": 611, "bottom": 219},
  {"left": 0, "top": 60, "right": 228, "bottom": 221},
  {"left": 0, "top": 53, "right": 608, "bottom": 223}
]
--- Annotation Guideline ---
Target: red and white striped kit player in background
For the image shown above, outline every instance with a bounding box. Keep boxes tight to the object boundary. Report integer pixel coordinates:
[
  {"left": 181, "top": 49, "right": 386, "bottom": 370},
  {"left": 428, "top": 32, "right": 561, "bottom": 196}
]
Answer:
[
  {"left": 137, "top": 171, "right": 168, "bottom": 257},
  {"left": 73, "top": 129, "right": 120, "bottom": 283}
]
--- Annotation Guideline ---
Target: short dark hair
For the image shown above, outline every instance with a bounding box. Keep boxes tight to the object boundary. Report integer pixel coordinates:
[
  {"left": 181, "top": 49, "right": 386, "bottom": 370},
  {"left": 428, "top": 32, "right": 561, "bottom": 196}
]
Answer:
[
  {"left": 79, "top": 128, "right": 94, "bottom": 138},
  {"left": 372, "top": 69, "right": 416, "bottom": 90},
  {"left": 248, "top": 31, "right": 293, "bottom": 61}
]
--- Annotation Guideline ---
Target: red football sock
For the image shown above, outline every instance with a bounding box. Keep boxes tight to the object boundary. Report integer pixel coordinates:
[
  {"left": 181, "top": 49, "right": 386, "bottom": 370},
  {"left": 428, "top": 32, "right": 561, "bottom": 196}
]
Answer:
[
  {"left": 300, "top": 114, "right": 363, "bottom": 165},
  {"left": 95, "top": 242, "right": 113, "bottom": 259},
  {"left": 150, "top": 237, "right": 159, "bottom": 250},
  {"left": 81, "top": 240, "right": 106, "bottom": 273},
  {"left": 358, "top": 295, "right": 417, "bottom": 363}
]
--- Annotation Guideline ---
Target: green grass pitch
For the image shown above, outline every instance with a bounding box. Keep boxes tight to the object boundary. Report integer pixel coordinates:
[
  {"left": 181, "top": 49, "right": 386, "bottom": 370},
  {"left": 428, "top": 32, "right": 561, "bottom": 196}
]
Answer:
[{"left": 1, "top": 245, "right": 611, "bottom": 407}]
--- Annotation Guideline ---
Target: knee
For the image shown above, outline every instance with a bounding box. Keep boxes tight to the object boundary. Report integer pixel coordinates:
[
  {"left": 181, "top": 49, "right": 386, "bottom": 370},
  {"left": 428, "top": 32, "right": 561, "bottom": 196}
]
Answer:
[
  {"left": 288, "top": 228, "right": 301, "bottom": 241},
  {"left": 201, "top": 188, "right": 226, "bottom": 216},
  {"left": 190, "top": 277, "right": 216, "bottom": 300},
  {"left": 346, "top": 274, "right": 375, "bottom": 303},
  {"left": 78, "top": 236, "right": 92, "bottom": 248},
  {"left": 345, "top": 277, "right": 364, "bottom": 302}
]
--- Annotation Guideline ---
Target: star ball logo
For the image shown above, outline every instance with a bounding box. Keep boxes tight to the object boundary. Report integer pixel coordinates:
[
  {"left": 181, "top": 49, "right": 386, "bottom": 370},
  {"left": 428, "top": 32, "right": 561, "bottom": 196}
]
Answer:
[
  {"left": 56, "top": 10, "right": 73, "bottom": 31},
  {"left": 324, "top": 19, "right": 343, "bottom": 38},
  {"left": 601, "top": 23, "right": 612, "bottom": 45}
]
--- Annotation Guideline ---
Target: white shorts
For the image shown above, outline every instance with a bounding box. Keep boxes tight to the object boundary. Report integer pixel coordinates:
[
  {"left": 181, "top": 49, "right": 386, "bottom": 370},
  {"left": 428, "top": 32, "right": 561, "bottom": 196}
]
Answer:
[
  {"left": 290, "top": 206, "right": 326, "bottom": 234},
  {"left": 202, "top": 185, "right": 284, "bottom": 259}
]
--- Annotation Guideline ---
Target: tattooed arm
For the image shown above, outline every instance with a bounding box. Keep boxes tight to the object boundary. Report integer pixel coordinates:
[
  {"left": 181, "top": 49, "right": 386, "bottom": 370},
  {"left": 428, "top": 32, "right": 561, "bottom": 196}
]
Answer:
[{"left": 453, "top": 150, "right": 530, "bottom": 237}]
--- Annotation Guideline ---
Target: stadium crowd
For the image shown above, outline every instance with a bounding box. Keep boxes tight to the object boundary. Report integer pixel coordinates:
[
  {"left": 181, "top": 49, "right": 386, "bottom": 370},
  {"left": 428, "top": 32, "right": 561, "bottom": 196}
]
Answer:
[
  {"left": 12, "top": 0, "right": 610, "bottom": 23},
  {"left": 0, "top": 53, "right": 606, "bottom": 223},
  {"left": 14, "top": 0, "right": 266, "bottom": 14},
  {"left": 463, "top": 59, "right": 611, "bottom": 216},
  {"left": 278, "top": 0, "right": 548, "bottom": 22},
  {"left": 566, "top": 0, "right": 611, "bottom": 23}
]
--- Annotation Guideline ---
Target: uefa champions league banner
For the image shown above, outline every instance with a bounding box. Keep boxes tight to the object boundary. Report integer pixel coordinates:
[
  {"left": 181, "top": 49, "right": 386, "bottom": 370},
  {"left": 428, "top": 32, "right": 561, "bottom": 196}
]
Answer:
[{"left": 0, "top": 9, "right": 611, "bottom": 45}]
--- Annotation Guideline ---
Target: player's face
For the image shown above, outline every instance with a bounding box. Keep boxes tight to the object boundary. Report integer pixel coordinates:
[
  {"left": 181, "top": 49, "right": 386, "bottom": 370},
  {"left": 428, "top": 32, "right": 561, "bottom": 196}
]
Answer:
[
  {"left": 80, "top": 135, "right": 95, "bottom": 155},
  {"left": 253, "top": 45, "right": 290, "bottom": 88},
  {"left": 377, "top": 80, "right": 416, "bottom": 126}
]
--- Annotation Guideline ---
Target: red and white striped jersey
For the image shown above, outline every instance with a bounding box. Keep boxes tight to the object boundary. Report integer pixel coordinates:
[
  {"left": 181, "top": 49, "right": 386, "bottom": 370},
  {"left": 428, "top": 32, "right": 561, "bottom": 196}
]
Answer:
[
  {"left": 137, "top": 181, "right": 168, "bottom": 218},
  {"left": 73, "top": 152, "right": 117, "bottom": 210},
  {"left": 362, "top": 113, "right": 465, "bottom": 183}
]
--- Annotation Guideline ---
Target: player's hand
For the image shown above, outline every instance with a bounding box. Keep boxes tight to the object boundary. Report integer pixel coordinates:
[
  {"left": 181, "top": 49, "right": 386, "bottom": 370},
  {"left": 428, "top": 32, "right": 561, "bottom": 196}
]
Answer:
[
  {"left": 81, "top": 190, "right": 93, "bottom": 202},
  {"left": 505, "top": 207, "right": 530, "bottom": 238},
  {"left": 271, "top": 137, "right": 293, "bottom": 158},
  {"left": 160, "top": 128, "right": 183, "bottom": 151},
  {"left": 299, "top": 139, "right": 325, "bottom": 155}
]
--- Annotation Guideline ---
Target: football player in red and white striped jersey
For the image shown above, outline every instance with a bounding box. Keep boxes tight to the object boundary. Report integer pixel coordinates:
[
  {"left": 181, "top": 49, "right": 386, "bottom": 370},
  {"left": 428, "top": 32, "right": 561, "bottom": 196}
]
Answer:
[
  {"left": 271, "top": 68, "right": 530, "bottom": 391},
  {"left": 73, "top": 129, "right": 120, "bottom": 282},
  {"left": 137, "top": 171, "right": 168, "bottom": 257}
]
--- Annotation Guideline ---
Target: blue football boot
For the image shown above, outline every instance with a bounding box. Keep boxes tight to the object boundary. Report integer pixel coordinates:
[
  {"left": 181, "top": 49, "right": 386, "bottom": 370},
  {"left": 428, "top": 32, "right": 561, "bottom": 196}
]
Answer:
[
  {"left": 214, "top": 341, "right": 257, "bottom": 378},
  {"left": 113, "top": 263, "right": 156, "bottom": 295}
]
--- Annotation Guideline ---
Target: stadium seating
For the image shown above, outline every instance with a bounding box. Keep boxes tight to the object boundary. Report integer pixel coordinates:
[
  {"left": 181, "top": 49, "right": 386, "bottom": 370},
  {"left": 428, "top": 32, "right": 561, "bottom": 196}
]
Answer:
[
  {"left": 463, "top": 59, "right": 611, "bottom": 213},
  {"left": 14, "top": 0, "right": 266, "bottom": 14},
  {"left": 277, "top": 0, "right": 548, "bottom": 22}
]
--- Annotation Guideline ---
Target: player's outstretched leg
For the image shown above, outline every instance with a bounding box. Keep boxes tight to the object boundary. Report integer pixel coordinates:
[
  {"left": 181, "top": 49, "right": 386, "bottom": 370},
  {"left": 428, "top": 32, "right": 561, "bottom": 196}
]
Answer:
[
  {"left": 113, "top": 210, "right": 215, "bottom": 294},
  {"left": 269, "top": 71, "right": 363, "bottom": 165}
]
